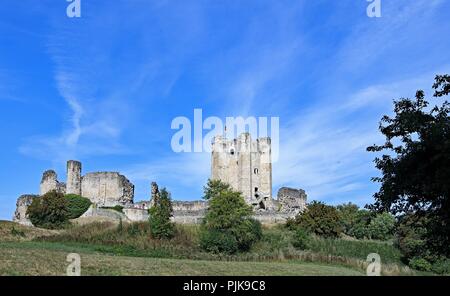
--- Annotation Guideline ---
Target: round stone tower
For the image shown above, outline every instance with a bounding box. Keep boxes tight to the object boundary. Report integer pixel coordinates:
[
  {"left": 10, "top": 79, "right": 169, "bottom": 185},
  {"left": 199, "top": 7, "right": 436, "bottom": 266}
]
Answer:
[{"left": 66, "top": 160, "right": 82, "bottom": 195}]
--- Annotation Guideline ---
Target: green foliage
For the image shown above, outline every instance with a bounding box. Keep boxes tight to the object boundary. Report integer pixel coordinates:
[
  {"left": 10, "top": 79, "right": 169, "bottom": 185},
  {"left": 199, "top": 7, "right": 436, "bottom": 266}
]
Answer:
[
  {"left": 292, "top": 201, "right": 342, "bottom": 238},
  {"left": 431, "top": 258, "right": 450, "bottom": 275},
  {"left": 307, "top": 237, "right": 403, "bottom": 264},
  {"left": 367, "top": 74, "right": 450, "bottom": 257},
  {"left": 336, "top": 203, "right": 374, "bottom": 239},
  {"left": 202, "top": 179, "right": 232, "bottom": 200},
  {"left": 395, "top": 213, "right": 429, "bottom": 261},
  {"left": 149, "top": 188, "right": 175, "bottom": 239},
  {"left": 367, "top": 212, "right": 396, "bottom": 240},
  {"left": 292, "top": 228, "right": 311, "bottom": 250},
  {"left": 350, "top": 210, "right": 373, "bottom": 239},
  {"left": 26, "top": 191, "right": 69, "bottom": 229},
  {"left": 394, "top": 213, "right": 450, "bottom": 273},
  {"left": 65, "top": 194, "right": 91, "bottom": 219},
  {"left": 408, "top": 257, "right": 432, "bottom": 272},
  {"left": 336, "top": 203, "right": 360, "bottom": 234},
  {"left": 199, "top": 230, "right": 238, "bottom": 254},
  {"left": 200, "top": 179, "right": 261, "bottom": 254},
  {"left": 232, "top": 218, "right": 263, "bottom": 251}
]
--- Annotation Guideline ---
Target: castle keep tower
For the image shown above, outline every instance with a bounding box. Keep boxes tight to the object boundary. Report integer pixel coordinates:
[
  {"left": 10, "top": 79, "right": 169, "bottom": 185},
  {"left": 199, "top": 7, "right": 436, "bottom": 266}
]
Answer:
[
  {"left": 66, "top": 160, "right": 82, "bottom": 195},
  {"left": 211, "top": 133, "right": 273, "bottom": 210}
]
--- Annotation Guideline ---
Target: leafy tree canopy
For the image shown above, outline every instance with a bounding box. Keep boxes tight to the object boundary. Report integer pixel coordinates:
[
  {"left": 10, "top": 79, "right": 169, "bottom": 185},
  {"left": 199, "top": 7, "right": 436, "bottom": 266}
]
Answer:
[
  {"left": 367, "top": 74, "right": 450, "bottom": 256},
  {"left": 149, "top": 187, "right": 175, "bottom": 239}
]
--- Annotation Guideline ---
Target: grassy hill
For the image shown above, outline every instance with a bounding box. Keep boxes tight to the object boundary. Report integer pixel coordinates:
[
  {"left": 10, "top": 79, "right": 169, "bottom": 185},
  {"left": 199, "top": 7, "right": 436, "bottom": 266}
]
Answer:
[{"left": 0, "top": 221, "right": 416, "bottom": 276}]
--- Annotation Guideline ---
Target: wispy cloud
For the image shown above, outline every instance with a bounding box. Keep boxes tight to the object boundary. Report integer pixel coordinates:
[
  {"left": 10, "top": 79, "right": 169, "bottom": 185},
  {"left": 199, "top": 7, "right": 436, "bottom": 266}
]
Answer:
[{"left": 273, "top": 73, "right": 446, "bottom": 205}]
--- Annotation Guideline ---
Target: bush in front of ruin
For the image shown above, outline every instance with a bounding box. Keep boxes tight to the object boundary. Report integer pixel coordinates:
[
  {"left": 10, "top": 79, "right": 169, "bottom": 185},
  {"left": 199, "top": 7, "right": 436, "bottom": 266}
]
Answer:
[
  {"left": 65, "top": 194, "right": 92, "bottom": 219},
  {"left": 26, "top": 190, "right": 69, "bottom": 229},
  {"left": 200, "top": 179, "right": 262, "bottom": 254},
  {"left": 289, "top": 201, "right": 342, "bottom": 238},
  {"left": 292, "top": 228, "right": 311, "bottom": 250},
  {"left": 149, "top": 187, "right": 175, "bottom": 239}
]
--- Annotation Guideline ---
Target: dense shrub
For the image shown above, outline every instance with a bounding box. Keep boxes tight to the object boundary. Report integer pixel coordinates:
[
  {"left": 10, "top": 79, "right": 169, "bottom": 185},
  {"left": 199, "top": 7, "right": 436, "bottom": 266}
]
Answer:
[
  {"left": 65, "top": 194, "right": 91, "bottom": 219},
  {"left": 149, "top": 188, "right": 175, "bottom": 239},
  {"left": 292, "top": 228, "right": 311, "bottom": 250},
  {"left": 395, "top": 214, "right": 428, "bottom": 261},
  {"left": 26, "top": 191, "right": 69, "bottom": 229},
  {"left": 350, "top": 210, "right": 373, "bottom": 239},
  {"left": 200, "top": 179, "right": 261, "bottom": 254},
  {"left": 199, "top": 229, "right": 238, "bottom": 254},
  {"left": 408, "top": 257, "right": 432, "bottom": 272},
  {"left": 368, "top": 212, "right": 396, "bottom": 240},
  {"left": 292, "top": 201, "right": 342, "bottom": 238},
  {"left": 336, "top": 203, "right": 360, "bottom": 234},
  {"left": 431, "top": 258, "right": 450, "bottom": 275},
  {"left": 336, "top": 203, "right": 374, "bottom": 239},
  {"left": 232, "top": 218, "right": 263, "bottom": 251},
  {"left": 395, "top": 213, "right": 450, "bottom": 273}
]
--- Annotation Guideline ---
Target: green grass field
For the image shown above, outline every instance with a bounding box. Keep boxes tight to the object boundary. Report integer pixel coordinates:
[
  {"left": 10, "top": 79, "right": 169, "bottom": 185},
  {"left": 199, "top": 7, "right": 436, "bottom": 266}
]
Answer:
[
  {"left": 0, "top": 220, "right": 415, "bottom": 276},
  {"left": 0, "top": 241, "right": 362, "bottom": 276}
]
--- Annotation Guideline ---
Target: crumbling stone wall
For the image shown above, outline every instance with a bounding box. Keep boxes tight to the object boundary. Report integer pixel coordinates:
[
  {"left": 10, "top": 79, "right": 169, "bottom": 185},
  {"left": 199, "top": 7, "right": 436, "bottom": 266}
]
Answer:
[
  {"left": 40, "top": 170, "right": 66, "bottom": 195},
  {"left": 277, "top": 187, "right": 307, "bottom": 215},
  {"left": 171, "top": 201, "right": 208, "bottom": 224},
  {"left": 123, "top": 208, "right": 149, "bottom": 222},
  {"left": 81, "top": 172, "right": 134, "bottom": 207},
  {"left": 13, "top": 195, "right": 37, "bottom": 226}
]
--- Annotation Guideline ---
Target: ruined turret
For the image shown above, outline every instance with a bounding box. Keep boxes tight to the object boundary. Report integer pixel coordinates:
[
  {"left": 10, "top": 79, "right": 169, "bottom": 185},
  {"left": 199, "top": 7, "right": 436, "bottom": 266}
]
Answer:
[
  {"left": 211, "top": 133, "right": 273, "bottom": 210},
  {"left": 66, "top": 160, "right": 82, "bottom": 195},
  {"left": 40, "top": 170, "right": 66, "bottom": 195}
]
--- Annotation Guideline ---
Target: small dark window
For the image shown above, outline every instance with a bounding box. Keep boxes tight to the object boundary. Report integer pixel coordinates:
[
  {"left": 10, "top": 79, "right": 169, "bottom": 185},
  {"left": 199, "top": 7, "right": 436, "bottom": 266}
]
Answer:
[
  {"left": 259, "top": 201, "right": 266, "bottom": 210},
  {"left": 254, "top": 168, "right": 259, "bottom": 174},
  {"left": 255, "top": 187, "right": 258, "bottom": 192},
  {"left": 230, "top": 148, "right": 235, "bottom": 155}
]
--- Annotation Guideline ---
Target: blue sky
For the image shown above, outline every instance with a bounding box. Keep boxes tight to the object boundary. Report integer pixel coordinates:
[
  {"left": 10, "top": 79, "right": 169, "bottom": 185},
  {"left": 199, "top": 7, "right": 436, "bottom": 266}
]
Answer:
[{"left": 0, "top": 0, "right": 449, "bottom": 220}]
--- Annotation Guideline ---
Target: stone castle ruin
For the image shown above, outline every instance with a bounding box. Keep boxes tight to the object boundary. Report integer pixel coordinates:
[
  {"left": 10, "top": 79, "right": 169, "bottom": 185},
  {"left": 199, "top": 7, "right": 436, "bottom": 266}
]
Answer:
[
  {"left": 13, "top": 133, "right": 307, "bottom": 225},
  {"left": 212, "top": 133, "right": 273, "bottom": 211},
  {"left": 40, "top": 160, "right": 134, "bottom": 207}
]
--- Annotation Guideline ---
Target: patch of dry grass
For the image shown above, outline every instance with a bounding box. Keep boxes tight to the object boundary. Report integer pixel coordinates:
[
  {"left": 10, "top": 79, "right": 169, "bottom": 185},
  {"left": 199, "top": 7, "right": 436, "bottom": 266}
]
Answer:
[{"left": 0, "top": 221, "right": 59, "bottom": 242}]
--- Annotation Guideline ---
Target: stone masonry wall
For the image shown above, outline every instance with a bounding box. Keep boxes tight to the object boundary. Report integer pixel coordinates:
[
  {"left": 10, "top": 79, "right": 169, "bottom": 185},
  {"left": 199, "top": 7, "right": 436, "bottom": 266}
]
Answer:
[
  {"left": 13, "top": 195, "right": 37, "bottom": 226},
  {"left": 211, "top": 133, "right": 273, "bottom": 211},
  {"left": 81, "top": 172, "right": 134, "bottom": 207},
  {"left": 40, "top": 170, "right": 66, "bottom": 195}
]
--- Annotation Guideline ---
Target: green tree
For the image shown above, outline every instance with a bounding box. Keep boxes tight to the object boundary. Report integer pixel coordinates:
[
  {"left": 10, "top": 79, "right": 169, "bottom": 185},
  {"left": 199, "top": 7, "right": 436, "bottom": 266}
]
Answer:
[
  {"left": 293, "top": 201, "right": 342, "bottom": 238},
  {"left": 367, "top": 74, "right": 450, "bottom": 256},
  {"left": 148, "top": 188, "right": 175, "bottom": 239},
  {"left": 65, "top": 194, "right": 91, "bottom": 219},
  {"left": 394, "top": 213, "right": 429, "bottom": 261},
  {"left": 351, "top": 209, "right": 373, "bottom": 239},
  {"left": 200, "top": 179, "right": 262, "bottom": 253},
  {"left": 203, "top": 179, "right": 232, "bottom": 200},
  {"left": 26, "top": 190, "right": 69, "bottom": 229},
  {"left": 368, "top": 212, "right": 396, "bottom": 240},
  {"left": 337, "top": 203, "right": 360, "bottom": 235}
]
